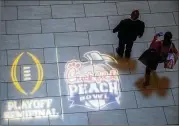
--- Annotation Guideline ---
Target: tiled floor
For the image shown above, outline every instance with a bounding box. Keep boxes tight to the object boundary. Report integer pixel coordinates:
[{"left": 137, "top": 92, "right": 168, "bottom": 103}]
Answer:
[{"left": 0, "top": 0, "right": 179, "bottom": 125}]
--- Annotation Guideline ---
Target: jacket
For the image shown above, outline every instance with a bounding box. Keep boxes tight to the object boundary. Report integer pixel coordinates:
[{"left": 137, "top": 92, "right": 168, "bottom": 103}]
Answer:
[{"left": 113, "top": 18, "right": 145, "bottom": 41}]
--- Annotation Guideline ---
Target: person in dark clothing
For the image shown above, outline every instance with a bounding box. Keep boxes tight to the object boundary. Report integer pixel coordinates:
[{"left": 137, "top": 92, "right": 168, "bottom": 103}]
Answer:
[
  {"left": 139, "top": 32, "right": 179, "bottom": 87},
  {"left": 113, "top": 10, "right": 145, "bottom": 58}
]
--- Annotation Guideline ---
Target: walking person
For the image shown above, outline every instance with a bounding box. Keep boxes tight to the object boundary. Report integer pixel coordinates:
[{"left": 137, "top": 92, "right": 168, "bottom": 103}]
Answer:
[
  {"left": 113, "top": 10, "right": 145, "bottom": 58},
  {"left": 139, "top": 32, "right": 179, "bottom": 87}
]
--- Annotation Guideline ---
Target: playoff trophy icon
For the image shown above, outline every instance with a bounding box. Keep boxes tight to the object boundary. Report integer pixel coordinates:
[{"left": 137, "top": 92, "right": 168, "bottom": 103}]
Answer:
[{"left": 64, "top": 51, "right": 121, "bottom": 110}]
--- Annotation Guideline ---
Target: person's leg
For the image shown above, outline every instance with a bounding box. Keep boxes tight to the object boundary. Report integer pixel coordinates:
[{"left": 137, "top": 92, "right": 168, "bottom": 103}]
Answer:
[
  {"left": 116, "top": 39, "right": 125, "bottom": 57},
  {"left": 143, "top": 66, "right": 151, "bottom": 87},
  {"left": 125, "top": 40, "right": 134, "bottom": 58}
]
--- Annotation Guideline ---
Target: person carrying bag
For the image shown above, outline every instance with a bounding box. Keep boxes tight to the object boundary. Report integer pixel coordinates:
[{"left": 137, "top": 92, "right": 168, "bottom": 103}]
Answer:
[{"left": 139, "top": 31, "right": 179, "bottom": 87}]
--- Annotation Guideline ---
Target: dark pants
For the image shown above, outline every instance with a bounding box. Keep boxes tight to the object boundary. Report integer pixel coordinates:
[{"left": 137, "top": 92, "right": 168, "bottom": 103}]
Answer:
[{"left": 117, "top": 39, "right": 134, "bottom": 58}]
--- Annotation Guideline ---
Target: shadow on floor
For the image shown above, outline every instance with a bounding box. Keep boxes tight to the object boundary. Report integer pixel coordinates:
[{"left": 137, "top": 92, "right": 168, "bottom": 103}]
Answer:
[
  {"left": 135, "top": 72, "right": 170, "bottom": 97},
  {"left": 110, "top": 56, "right": 137, "bottom": 72}
]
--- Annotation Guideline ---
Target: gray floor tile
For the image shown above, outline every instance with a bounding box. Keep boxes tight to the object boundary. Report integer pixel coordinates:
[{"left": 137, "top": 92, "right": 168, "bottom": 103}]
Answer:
[
  {"left": 149, "top": 1, "right": 179, "bottom": 13},
  {"left": 43, "top": 64, "right": 59, "bottom": 80},
  {"left": 8, "top": 81, "right": 47, "bottom": 99},
  {"left": 18, "top": 6, "right": 51, "bottom": 19},
  {"left": 131, "top": 43, "right": 148, "bottom": 58},
  {"left": 141, "top": 13, "right": 176, "bottom": 27},
  {"left": 88, "top": 110, "right": 128, "bottom": 125},
  {"left": 42, "top": 19, "right": 75, "bottom": 33},
  {"left": 84, "top": 3, "right": 117, "bottom": 17},
  {"left": 4, "top": 1, "right": 39, "bottom": 6},
  {"left": 0, "top": 66, "right": 20, "bottom": 82},
  {"left": 164, "top": 106, "right": 179, "bottom": 125},
  {"left": 158, "top": 72, "right": 179, "bottom": 88},
  {"left": 135, "top": 89, "right": 175, "bottom": 107},
  {"left": 1, "top": 21, "right": 6, "bottom": 34},
  {"left": 59, "top": 79, "right": 69, "bottom": 96},
  {"left": 88, "top": 30, "right": 118, "bottom": 45},
  {"left": 9, "top": 117, "right": 49, "bottom": 125},
  {"left": 120, "top": 73, "right": 144, "bottom": 91},
  {"left": 0, "top": 119, "right": 8, "bottom": 126},
  {"left": 44, "top": 48, "right": 57, "bottom": 64},
  {"left": 7, "top": 20, "right": 41, "bottom": 34},
  {"left": 46, "top": 79, "right": 61, "bottom": 96},
  {"left": 75, "top": 17, "right": 109, "bottom": 31},
  {"left": 79, "top": 45, "right": 114, "bottom": 61},
  {"left": 108, "top": 15, "right": 130, "bottom": 29},
  {"left": 1, "top": 7, "right": 17, "bottom": 20},
  {"left": 19, "top": 33, "right": 54, "bottom": 49},
  {"left": 173, "top": 12, "right": 179, "bottom": 25},
  {"left": 155, "top": 26, "right": 178, "bottom": 40},
  {"left": 59, "top": 63, "right": 66, "bottom": 79},
  {"left": 0, "top": 51, "right": 7, "bottom": 66},
  {"left": 52, "top": 4, "right": 85, "bottom": 18},
  {"left": 57, "top": 47, "right": 80, "bottom": 62},
  {"left": 49, "top": 113, "right": 88, "bottom": 125},
  {"left": 40, "top": 0, "right": 72, "bottom": 5},
  {"left": 136, "top": 28, "right": 155, "bottom": 42},
  {"left": 127, "top": 107, "right": 167, "bottom": 125},
  {"left": 7, "top": 49, "right": 44, "bottom": 65},
  {"left": 0, "top": 83, "right": 8, "bottom": 100},
  {"left": 172, "top": 88, "right": 179, "bottom": 105},
  {"left": 55, "top": 32, "right": 89, "bottom": 47},
  {"left": 73, "top": 0, "right": 104, "bottom": 4},
  {"left": 0, "top": 35, "right": 19, "bottom": 50},
  {"left": 117, "top": 1, "right": 150, "bottom": 15}
]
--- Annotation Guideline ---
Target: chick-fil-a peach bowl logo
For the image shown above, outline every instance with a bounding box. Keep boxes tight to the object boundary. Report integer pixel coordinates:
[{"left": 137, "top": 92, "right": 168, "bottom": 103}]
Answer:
[{"left": 64, "top": 51, "right": 121, "bottom": 110}]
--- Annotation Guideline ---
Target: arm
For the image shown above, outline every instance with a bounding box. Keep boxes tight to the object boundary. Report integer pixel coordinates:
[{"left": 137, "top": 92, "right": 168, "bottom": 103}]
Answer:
[
  {"left": 138, "top": 22, "right": 145, "bottom": 38},
  {"left": 171, "top": 43, "right": 179, "bottom": 56},
  {"left": 113, "top": 20, "right": 123, "bottom": 33},
  {"left": 151, "top": 34, "right": 158, "bottom": 44}
]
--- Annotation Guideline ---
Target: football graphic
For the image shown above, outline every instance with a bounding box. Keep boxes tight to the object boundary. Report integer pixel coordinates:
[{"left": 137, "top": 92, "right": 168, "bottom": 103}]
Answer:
[
  {"left": 64, "top": 51, "right": 121, "bottom": 109},
  {"left": 11, "top": 52, "right": 44, "bottom": 95}
]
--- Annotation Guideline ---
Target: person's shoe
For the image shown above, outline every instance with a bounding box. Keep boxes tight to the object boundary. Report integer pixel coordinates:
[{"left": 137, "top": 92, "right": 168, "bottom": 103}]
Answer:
[{"left": 116, "top": 48, "right": 123, "bottom": 58}]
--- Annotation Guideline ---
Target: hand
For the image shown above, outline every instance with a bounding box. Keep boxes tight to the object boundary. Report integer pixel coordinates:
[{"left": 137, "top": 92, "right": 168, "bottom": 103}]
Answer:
[{"left": 157, "top": 32, "right": 164, "bottom": 37}]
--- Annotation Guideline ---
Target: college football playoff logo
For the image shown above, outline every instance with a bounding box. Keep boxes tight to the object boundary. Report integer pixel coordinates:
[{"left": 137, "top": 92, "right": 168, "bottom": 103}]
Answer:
[{"left": 11, "top": 52, "right": 44, "bottom": 95}]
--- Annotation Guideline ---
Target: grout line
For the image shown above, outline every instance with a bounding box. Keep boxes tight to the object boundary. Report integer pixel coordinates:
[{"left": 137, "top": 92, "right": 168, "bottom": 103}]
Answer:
[
  {"left": 114, "top": 2, "right": 119, "bottom": 15},
  {"left": 83, "top": 4, "right": 86, "bottom": 17},
  {"left": 106, "top": 16, "right": 111, "bottom": 29},
  {"left": 16, "top": 6, "right": 18, "bottom": 19},
  {"left": 74, "top": 18, "right": 77, "bottom": 31},
  {"left": 87, "top": 112, "right": 90, "bottom": 125},
  {"left": 2, "top": 11, "right": 178, "bottom": 22},
  {"left": 162, "top": 107, "right": 168, "bottom": 125},
  {"left": 124, "top": 109, "right": 129, "bottom": 126},
  {"left": 40, "top": 20, "right": 43, "bottom": 34},
  {"left": 50, "top": 5, "right": 53, "bottom": 19},
  {"left": 134, "top": 91, "right": 139, "bottom": 108},
  {"left": 17, "top": 34, "right": 20, "bottom": 50},
  {"left": 170, "top": 88, "right": 176, "bottom": 105},
  {"left": 172, "top": 12, "right": 177, "bottom": 25},
  {"left": 147, "top": 0, "right": 151, "bottom": 14},
  {"left": 87, "top": 31, "right": 90, "bottom": 45}
]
